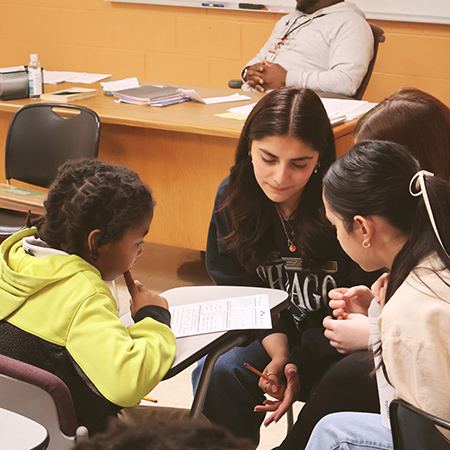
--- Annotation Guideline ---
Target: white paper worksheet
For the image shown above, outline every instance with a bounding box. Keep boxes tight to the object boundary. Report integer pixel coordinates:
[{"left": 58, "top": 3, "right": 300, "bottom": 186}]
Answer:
[{"left": 170, "top": 294, "right": 272, "bottom": 338}]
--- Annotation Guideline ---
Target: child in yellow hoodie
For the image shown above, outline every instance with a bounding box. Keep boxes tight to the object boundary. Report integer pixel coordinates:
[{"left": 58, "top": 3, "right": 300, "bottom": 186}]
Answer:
[{"left": 0, "top": 159, "right": 176, "bottom": 433}]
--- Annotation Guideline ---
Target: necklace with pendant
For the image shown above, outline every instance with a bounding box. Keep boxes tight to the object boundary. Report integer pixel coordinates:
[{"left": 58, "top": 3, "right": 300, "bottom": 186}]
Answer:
[{"left": 276, "top": 206, "right": 297, "bottom": 253}]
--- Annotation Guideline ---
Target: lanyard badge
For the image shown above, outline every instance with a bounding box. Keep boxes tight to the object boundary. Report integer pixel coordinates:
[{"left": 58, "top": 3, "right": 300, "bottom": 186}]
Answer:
[{"left": 265, "top": 14, "right": 325, "bottom": 63}]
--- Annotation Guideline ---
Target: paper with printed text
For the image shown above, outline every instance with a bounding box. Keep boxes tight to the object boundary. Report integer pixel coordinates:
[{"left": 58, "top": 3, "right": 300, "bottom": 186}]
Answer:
[{"left": 170, "top": 294, "right": 271, "bottom": 338}]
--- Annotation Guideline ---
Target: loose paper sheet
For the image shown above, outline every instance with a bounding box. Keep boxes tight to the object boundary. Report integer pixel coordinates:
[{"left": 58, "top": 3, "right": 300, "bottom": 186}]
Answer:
[
  {"left": 178, "top": 89, "right": 251, "bottom": 104},
  {"left": 0, "top": 66, "right": 26, "bottom": 73},
  {"left": 222, "top": 99, "right": 377, "bottom": 123},
  {"left": 170, "top": 294, "right": 272, "bottom": 338},
  {"left": 44, "top": 71, "right": 111, "bottom": 85},
  {"left": 43, "top": 71, "right": 87, "bottom": 84},
  {"left": 67, "top": 73, "right": 111, "bottom": 84},
  {"left": 101, "top": 77, "right": 140, "bottom": 92}
]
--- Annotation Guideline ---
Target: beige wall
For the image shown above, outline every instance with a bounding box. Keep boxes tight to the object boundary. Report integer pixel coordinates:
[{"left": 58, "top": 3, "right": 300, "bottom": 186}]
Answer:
[{"left": 0, "top": 0, "right": 450, "bottom": 105}]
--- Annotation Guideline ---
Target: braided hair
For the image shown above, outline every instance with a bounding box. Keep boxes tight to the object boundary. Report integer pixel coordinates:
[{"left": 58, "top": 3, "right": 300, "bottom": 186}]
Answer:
[{"left": 30, "top": 159, "right": 154, "bottom": 261}]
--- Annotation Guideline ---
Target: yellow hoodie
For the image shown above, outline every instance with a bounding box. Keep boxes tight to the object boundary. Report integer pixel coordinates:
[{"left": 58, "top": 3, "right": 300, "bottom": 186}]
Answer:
[{"left": 0, "top": 228, "right": 176, "bottom": 432}]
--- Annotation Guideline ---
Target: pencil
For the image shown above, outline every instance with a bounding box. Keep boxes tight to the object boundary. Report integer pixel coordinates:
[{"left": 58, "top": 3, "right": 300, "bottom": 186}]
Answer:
[
  {"left": 142, "top": 396, "right": 158, "bottom": 403},
  {"left": 244, "top": 362, "right": 269, "bottom": 381}
]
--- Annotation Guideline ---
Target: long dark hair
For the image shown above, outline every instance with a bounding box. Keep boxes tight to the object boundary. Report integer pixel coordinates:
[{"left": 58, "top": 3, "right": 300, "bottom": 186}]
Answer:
[
  {"left": 31, "top": 159, "right": 154, "bottom": 261},
  {"left": 323, "top": 139, "right": 450, "bottom": 302},
  {"left": 354, "top": 88, "right": 450, "bottom": 181},
  {"left": 224, "top": 87, "right": 336, "bottom": 270}
]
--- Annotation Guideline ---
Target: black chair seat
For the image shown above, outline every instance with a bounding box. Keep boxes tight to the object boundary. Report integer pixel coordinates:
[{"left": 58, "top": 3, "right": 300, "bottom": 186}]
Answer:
[
  {"left": 390, "top": 399, "right": 450, "bottom": 450},
  {"left": 0, "top": 103, "right": 100, "bottom": 241}
]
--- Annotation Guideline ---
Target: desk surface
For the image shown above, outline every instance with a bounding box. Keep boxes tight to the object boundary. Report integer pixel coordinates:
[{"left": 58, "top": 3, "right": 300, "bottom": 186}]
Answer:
[
  {"left": 0, "top": 408, "right": 49, "bottom": 450},
  {"left": 163, "top": 285, "right": 288, "bottom": 375},
  {"left": 0, "top": 82, "right": 265, "bottom": 139},
  {"left": 0, "top": 83, "right": 357, "bottom": 250},
  {"left": 0, "top": 82, "right": 355, "bottom": 140},
  {"left": 120, "top": 285, "right": 289, "bottom": 376}
]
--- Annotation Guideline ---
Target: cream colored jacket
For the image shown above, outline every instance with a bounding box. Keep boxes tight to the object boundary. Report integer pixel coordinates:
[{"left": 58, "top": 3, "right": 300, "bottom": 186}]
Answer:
[{"left": 379, "top": 253, "right": 450, "bottom": 423}]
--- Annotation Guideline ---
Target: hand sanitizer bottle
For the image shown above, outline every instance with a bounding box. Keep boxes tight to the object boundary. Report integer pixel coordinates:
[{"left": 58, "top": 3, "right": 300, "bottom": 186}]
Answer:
[{"left": 28, "top": 54, "right": 42, "bottom": 100}]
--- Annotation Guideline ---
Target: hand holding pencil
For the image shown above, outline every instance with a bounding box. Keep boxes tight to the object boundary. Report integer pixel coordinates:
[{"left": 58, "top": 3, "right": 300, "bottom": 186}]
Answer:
[
  {"left": 244, "top": 361, "right": 282, "bottom": 398},
  {"left": 254, "top": 363, "right": 300, "bottom": 426}
]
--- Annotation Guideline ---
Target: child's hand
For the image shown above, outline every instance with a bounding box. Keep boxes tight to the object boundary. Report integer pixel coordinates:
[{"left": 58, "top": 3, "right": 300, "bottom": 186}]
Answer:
[{"left": 123, "top": 271, "right": 169, "bottom": 318}]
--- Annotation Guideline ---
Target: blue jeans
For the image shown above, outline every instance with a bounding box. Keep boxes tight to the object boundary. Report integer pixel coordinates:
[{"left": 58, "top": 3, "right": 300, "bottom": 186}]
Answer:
[
  {"left": 304, "top": 412, "right": 393, "bottom": 450},
  {"left": 191, "top": 339, "right": 271, "bottom": 445}
]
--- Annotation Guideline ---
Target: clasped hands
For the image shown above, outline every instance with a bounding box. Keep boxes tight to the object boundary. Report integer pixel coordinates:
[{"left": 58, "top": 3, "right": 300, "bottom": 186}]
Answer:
[
  {"left": 323, "top": 273, "right": 390, "bottom": 354},
  {"left": 245, "top": 61, "right": 287, "bottom": 92}
]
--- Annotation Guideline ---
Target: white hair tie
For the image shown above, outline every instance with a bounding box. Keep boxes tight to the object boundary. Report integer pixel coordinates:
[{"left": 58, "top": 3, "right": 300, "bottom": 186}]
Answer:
[{"left": 409, "top": 170, "right": 450, "bottom": 260}]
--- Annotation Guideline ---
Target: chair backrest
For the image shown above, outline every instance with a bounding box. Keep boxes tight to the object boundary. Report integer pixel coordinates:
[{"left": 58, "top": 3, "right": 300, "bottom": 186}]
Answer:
[
  {"left": 353, "top": 22, "right": 385, "bottom": 100},
  {"left": 5, "top": 103, "right": 100, "bottom": 188},
  {"left": 390, "top": 399, "right": 450, "bottom": 450},
  {"left": 0, "top": 354, "right": 87, "bottom": 450}
]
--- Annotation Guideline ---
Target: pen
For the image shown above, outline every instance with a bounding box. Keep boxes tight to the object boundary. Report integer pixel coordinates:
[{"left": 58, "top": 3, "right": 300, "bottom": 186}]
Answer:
[
  {"left": 142, "top": 396, "right": 158, "bottom": 403},
  {"left": 244, "top": 362, "right": 269, "bottom": 381},
  {"left": 202, "top": 2, "right": 225, "bottom": 6}
]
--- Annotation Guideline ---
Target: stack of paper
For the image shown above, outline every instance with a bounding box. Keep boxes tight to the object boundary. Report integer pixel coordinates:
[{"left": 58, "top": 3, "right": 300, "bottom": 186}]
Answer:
[{"left": 112, "top": 84, "right": 190, "bottom": 107}]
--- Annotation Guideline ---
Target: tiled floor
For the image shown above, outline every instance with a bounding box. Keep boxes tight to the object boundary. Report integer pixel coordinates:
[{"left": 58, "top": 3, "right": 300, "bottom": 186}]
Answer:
[{"left": 115, "top": 242, "right": 302, "bottom": 450}]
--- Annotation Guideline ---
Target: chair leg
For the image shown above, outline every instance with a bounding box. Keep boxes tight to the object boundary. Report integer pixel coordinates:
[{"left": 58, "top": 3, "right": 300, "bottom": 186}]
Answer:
[
  {"left": 190, "top": 332, "right": 248, "bottom": 420},
  {"left": 76, "top": 426, "right": 89, "bottom": 442}
]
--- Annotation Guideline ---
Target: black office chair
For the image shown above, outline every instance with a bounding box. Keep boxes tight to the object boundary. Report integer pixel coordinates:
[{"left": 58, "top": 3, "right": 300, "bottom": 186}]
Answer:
[
  {"left": 0, "top": 103, "right": 100, "bottom": 240},
  {"left": 353, "top": 23, "right": 385, "bottom": 100},
  {"left": 0, "top": 354, "right": 88, "bottom": 449},
  {"left": 228, "top": 22, "right": 385, "bottom": 100},
  {"left": 390, "top": 399, "right": 450, "bottom": 450}
]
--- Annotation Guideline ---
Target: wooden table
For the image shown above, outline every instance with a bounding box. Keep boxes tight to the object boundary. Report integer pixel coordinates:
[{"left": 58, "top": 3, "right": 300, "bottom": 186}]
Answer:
[{"left": 0, "top": 83, "right": 356, "bottom": 251}]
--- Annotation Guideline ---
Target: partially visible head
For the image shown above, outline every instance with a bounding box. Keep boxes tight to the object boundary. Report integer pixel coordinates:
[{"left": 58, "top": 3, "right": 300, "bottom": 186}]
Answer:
[
  {"left": 354, "top": 88, "right": 450, "bottom": 180},
  {"left": 323, "top": 140, "right": 420, "bottom": 271},
  {"left": 35, "top": 159, "right": 154, "bottom": 280},
  {"left": 234, "top": 87, "right": 335, "bottom": 212},
  {"left": 296, "top": 0, "right": 342, "bottom": 14},
  {"left": 73, "top": 418, "right": 253, "bottom": 450}
]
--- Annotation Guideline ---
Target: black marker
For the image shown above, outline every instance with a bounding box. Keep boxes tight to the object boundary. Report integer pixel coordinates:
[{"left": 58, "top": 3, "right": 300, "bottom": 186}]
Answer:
[{"left": 239, "top": 3, "right": 266, "bottom": 9}]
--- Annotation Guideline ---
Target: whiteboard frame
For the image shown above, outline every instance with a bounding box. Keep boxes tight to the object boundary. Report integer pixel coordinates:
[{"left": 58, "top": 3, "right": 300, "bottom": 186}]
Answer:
[{"left": 106, "top": 0, "right": 450, "bottom": 24}]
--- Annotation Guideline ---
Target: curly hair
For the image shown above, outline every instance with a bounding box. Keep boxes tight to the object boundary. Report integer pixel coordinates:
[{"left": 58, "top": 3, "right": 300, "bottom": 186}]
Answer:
[
  {"left": 30, "top": 159, "right": 154, "bottom": 260},
  {"left": 73, "top": 418, "right": 253, "bottom": 450}
]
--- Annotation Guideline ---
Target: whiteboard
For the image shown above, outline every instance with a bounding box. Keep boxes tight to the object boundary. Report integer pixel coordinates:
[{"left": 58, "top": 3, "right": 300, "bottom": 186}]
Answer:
[
  {"left": 107, "top": 0, "right": 450, "bottom": 24},
  {"left": 351, "top": 0, "right": 450, "bottom": 25}
]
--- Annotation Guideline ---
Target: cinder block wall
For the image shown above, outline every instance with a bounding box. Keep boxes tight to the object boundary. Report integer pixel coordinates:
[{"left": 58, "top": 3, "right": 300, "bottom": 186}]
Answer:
[{"left": 0, "top": 0, "right": 449, "bottom": 104}]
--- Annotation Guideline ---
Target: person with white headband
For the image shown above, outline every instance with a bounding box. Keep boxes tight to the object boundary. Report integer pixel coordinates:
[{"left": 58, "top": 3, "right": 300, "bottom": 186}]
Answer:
[{"left": 301, "top": 139, "right": 450, "bottom": 450}]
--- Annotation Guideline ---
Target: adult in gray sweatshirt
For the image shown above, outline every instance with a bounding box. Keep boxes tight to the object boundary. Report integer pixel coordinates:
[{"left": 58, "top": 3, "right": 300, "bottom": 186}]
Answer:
[{"left": 243, "top": 0, "right": 374, "bottom": 97}]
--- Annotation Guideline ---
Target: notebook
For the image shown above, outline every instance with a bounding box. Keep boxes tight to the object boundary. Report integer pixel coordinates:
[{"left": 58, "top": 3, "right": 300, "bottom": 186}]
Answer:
[{"left": 112, "top": 84, "right": 179, "bottom": 102}]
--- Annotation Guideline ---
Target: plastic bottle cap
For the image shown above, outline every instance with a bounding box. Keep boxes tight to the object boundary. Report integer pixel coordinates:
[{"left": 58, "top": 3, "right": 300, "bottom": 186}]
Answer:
[{"left": 30, "top": 54, "right": 38, "bottom": 62}]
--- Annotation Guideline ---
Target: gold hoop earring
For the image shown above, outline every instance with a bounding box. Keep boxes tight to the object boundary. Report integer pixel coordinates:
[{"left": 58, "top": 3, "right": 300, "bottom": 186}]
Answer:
[{"left": 362, "top": 239, "right": 371, "bottom": 248}]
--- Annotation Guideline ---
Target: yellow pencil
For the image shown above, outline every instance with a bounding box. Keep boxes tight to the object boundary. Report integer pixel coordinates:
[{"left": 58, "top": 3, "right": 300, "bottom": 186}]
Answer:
[
  {"left": 142, "top": 396, "right": 158, "bottom": 403},
  {"left": 244, "top": 362, "right": 269, "bottom": 381}
]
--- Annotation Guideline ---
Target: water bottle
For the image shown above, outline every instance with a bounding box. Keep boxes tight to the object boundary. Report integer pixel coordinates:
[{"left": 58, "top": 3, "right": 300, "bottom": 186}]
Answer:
[{"left": 28, "top": 54, "right": 42, "bottom": 100}]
